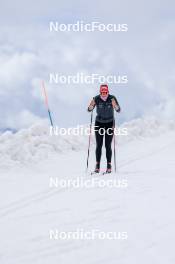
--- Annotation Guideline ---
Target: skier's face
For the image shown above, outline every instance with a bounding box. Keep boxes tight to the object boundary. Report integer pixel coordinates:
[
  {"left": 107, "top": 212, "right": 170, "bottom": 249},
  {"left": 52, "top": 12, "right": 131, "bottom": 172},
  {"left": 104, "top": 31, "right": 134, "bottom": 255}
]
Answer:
[
  {"left": 100, "top": 89, "right": 108, "bottom": 96},
  {"left": 101, "top": 91, "right": 108, "bottom": 95}
]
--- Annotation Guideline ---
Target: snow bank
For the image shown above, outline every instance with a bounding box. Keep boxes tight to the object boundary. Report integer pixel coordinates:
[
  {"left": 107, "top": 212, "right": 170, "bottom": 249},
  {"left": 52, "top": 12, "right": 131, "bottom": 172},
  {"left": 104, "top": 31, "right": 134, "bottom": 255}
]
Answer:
[
  {"left": 0, "top": 117, "right": 174, "bottom": 167},
  {"left": 119, "top": 116, "right": 175, "bottom": 143}
]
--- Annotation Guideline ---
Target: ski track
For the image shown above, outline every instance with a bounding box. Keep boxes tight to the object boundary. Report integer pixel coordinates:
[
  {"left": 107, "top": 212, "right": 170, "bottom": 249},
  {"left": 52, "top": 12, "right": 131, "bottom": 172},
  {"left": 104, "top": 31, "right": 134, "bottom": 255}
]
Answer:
[{"left": 0, "top": 129, "right": 175, "bottom": 263}]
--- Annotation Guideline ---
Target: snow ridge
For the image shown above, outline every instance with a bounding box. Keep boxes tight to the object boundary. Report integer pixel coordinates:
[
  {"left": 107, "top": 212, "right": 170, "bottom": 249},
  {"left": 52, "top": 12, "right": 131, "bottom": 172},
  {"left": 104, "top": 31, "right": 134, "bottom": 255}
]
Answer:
[{"left": 0, "top": 117, "right": 174, "bottom": 166}]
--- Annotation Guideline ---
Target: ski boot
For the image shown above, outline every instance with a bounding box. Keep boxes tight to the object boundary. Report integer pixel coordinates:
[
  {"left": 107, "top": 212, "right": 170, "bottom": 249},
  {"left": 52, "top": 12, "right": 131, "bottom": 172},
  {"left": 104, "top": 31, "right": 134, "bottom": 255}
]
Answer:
[
  {"left": 106, "top": 162, "right": 112, "bottom": 173},
  {"left": 94, "top": 162, "right": 100, "bottom": 173}
]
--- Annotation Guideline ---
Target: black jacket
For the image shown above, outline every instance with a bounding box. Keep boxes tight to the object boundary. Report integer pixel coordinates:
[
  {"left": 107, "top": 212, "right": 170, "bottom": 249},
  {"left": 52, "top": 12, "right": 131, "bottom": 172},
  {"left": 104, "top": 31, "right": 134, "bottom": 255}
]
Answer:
[{"left": 88, "top": 94, "right": 120, "bottom": 123}]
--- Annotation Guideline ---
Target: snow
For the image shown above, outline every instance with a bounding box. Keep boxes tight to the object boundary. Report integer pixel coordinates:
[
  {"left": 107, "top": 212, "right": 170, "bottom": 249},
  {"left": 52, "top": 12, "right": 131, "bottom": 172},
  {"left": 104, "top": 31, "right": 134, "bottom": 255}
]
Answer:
[
  {"left": 0, "top": 116, "right": 174, "bottom": 167},
  {"left": 0, "top": 117, "right": 175, "bottom": 264}
]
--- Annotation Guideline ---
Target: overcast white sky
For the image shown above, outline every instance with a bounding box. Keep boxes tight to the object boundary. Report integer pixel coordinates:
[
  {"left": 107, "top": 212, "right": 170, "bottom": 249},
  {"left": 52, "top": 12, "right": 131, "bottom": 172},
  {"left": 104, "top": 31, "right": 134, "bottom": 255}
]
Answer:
[{"left": 0, "top": 0, "right": 175, "bottom": 129}]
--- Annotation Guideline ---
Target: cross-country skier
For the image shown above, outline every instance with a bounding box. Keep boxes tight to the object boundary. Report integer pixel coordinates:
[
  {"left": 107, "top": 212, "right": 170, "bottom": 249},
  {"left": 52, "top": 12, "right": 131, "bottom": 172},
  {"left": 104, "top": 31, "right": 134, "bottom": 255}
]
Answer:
[{"left": 87, "top": 84, "right": 121, "bottom": 173}]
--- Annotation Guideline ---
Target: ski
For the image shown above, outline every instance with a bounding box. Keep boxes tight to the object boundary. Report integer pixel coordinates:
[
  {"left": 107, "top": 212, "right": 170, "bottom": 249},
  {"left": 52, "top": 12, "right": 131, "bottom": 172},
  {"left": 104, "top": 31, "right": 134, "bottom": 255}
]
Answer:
[
  {"left": 101, "top": 171, "right": 111, "bottom": 175},
  {"left": 90, "top": 171, "right": 112, "bottom": 176},
  {"left": 90, "top": 171, "right": 100, "bottom": 175}
]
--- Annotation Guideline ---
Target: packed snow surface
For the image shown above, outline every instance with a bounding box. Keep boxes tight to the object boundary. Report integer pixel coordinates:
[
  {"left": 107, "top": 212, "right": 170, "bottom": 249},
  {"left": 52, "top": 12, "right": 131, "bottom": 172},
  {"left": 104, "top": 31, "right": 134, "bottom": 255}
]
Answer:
[{"left": 0, "top": 117, "right": 175, "bottom": 264}]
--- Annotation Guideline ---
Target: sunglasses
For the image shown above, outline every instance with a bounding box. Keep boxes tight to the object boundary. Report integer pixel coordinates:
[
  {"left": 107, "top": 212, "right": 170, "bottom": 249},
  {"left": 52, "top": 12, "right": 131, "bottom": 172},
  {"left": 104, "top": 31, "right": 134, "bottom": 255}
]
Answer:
[{"left": 100, "top": 91, "right": 108, "bottom": 95}]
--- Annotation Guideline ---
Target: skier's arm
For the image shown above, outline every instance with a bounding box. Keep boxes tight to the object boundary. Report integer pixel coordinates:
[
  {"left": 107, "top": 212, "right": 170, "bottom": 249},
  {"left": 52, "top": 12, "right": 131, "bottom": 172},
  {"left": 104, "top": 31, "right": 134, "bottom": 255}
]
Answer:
[
  {"left": 87, "top": 99, "right": 96, "bottom": 112},
  {"left": 111, "top": 97, "right": 121, "bottom": 113}
]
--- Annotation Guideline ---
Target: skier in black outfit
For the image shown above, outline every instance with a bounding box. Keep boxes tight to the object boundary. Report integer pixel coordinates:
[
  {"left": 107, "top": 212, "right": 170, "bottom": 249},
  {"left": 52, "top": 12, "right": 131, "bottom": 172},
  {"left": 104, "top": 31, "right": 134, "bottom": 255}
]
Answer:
[{"left": 88, "top": 84, "right": 121, "bottom": 173}]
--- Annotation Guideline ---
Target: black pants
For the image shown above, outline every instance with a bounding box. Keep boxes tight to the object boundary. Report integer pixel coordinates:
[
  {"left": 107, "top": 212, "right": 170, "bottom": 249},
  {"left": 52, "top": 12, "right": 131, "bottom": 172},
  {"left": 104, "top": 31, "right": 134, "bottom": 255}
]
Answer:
[{"left": 95, "top": 120, "right": 114, "bottom": 163}]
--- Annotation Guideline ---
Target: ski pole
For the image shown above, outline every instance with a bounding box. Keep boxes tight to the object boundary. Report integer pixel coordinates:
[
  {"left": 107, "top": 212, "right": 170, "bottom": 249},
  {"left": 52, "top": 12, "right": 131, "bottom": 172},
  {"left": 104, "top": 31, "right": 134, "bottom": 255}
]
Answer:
[
  {"left": 113, "top": 115, "right": 117, "bottom": 173},
  {"left": 86, "top": 110, "right": 93, "bottom": 172},
  {"left": 41, "top": 81, "right": 54, "bottom": 127}
]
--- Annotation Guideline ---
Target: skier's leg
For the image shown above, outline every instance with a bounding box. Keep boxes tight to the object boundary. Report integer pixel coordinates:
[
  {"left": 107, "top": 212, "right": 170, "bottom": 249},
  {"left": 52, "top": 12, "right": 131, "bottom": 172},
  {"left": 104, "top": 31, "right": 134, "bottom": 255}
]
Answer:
[
  {"left": 95, "top": 122, "right": 104, "bottom": 164},
  {"left": 105, "top": 122, "right": 114, "bottom": 172}
]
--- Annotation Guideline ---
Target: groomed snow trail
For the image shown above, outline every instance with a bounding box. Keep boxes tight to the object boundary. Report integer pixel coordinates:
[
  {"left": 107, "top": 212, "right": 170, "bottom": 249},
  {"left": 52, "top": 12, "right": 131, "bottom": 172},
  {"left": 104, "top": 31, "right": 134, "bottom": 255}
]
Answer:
[{"left": 0, "top": 118, "right": 175, "bottom": 264}]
